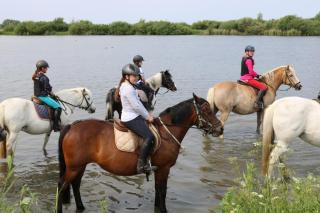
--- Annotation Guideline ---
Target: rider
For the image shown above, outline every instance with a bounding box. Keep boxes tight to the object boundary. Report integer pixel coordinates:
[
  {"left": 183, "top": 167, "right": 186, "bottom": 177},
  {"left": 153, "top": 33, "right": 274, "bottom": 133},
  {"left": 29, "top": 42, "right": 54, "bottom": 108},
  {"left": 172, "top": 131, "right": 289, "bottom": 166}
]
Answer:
[
  {"left": 133, "top": 55, "right": 154, "bottom": 110},
  {"left": 240, "top": 45, "right": 268, "bottom": 109},
  {"left": 32, "top": 60, "right": 62, "bottom": 132},
  {"left": 119, "top": 63, "right": 157, "bottom": 174}
]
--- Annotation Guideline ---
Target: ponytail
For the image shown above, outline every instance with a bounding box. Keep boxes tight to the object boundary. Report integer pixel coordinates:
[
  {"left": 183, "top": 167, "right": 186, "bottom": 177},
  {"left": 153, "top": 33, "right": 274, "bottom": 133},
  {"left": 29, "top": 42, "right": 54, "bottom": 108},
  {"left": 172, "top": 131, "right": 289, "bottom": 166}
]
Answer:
[{"left": 114, "top": 76, "right": 126, "bottom": 102}]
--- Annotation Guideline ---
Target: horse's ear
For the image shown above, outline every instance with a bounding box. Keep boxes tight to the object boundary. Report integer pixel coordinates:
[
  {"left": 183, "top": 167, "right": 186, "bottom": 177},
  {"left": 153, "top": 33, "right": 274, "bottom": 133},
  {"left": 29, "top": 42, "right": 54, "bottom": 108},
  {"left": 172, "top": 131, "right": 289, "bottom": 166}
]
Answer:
[
  {"left": 193, "top": 93, "right": 200, "bottom": 102},
  {"left": 286, "top": 65, "right": 290, "bottom": 70},
  {"left": 82, "top": 88, "right": 86, "bottom": 93}
]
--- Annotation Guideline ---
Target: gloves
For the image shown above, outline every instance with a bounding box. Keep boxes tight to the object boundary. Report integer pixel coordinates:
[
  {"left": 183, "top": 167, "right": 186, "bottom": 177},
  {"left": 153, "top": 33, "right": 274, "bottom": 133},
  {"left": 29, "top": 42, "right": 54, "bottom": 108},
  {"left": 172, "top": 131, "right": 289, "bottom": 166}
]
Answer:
[{"left": 256, "top": 74, "right": 262, "bottom": 79}]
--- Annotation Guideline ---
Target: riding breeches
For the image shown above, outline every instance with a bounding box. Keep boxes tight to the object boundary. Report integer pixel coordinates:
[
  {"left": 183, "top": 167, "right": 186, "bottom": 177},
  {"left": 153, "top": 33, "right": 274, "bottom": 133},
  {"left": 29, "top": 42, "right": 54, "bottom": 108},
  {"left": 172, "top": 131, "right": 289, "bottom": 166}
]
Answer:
[
  {"left": 246, "top": 79, "right": 267, "bottom": 91},
  {"left": 122, "top": 115, "right": 155, "bottom": 145},
  {"left": 38, "top": 96, "right": 61, "bottom": 109}
]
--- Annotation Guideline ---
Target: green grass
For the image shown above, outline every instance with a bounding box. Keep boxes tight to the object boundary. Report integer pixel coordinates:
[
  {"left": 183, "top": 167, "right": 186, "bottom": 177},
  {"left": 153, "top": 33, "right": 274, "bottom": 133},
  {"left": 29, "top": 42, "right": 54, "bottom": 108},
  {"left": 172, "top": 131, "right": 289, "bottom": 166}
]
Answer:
[{"left": 221, "top": 162, "right": 320, "bottom": 213}]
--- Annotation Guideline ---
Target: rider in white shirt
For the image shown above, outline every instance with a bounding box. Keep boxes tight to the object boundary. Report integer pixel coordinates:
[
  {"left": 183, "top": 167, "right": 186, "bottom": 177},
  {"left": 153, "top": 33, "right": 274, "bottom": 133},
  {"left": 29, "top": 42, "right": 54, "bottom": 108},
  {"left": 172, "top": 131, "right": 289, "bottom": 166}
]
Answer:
[{"left": 119, "top": 63, "right": 157, "bottom": 174}]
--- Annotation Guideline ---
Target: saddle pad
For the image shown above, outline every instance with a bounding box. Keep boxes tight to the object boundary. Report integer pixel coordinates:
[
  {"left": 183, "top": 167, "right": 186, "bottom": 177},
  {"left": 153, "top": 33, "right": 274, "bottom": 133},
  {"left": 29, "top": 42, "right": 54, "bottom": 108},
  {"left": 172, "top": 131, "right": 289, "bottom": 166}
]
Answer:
[
  {"left": 114, "top": 124, "right": 161, "bottom": 153},
  {"left": 33, "top": 102, "right": 50, "bottom": 120}
]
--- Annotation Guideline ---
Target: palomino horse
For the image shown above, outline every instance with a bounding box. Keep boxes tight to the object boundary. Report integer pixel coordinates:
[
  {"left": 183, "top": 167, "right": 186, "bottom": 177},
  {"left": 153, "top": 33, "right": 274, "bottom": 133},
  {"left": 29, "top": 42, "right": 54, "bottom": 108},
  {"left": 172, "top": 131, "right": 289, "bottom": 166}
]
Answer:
[
  {"left": 262, "top": 97, "right": 320, "bottom": 177},
  {"left": 0, "top": 87, "right": 96, "bottom": 157},
  {"left": 57, "top": 94, "right": 223, "bottom": 213},
  {"left": 105, "top": 70, "right": 177, "bottom": 120},
  {"left": 207, "top": 65, "right": 302, "bottom": 136}
]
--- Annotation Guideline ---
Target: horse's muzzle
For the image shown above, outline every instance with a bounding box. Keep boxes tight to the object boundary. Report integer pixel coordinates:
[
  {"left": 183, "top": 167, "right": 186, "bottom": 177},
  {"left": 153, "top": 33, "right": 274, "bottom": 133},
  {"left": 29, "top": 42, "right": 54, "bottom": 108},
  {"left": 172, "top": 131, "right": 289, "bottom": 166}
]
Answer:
[
  {"left": 212, "top": 126, "right": 224, "bottom": 137},
  {"left": 88, "top": 107, "right": 96, "bottom": 113},
  {"left": 294, "top": 83, "right": 302, "bottom": 90}
]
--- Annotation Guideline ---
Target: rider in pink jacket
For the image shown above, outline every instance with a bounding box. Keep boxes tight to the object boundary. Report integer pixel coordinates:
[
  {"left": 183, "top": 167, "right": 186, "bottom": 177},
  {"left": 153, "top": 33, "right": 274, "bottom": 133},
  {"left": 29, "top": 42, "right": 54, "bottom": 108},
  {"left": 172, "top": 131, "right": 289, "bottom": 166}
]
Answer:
[{"left": 240, "top": 45, "right": 267, "bottom": 109}]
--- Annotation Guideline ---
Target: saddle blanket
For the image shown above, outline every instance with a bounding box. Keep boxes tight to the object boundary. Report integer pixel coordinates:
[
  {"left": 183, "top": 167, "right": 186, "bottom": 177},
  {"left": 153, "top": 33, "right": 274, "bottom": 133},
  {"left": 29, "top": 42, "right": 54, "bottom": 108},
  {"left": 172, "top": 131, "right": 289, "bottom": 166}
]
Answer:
[
  {"left": 33, "top": 102, "right": 50, "bottom": 120},
  {"left": 114, "top": 123, "right": 161, "bottom": 153}
]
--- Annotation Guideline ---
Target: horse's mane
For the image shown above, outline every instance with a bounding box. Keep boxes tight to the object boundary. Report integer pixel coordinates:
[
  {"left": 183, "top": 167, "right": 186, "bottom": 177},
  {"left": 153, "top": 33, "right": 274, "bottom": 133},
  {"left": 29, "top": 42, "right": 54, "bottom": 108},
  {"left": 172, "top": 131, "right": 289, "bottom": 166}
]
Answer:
[
  {"left": 263, "top": 65, "right": 289, "bottom": 76},
  {"left": 159, "top": 97, "right": 206, "bottom": 124}
]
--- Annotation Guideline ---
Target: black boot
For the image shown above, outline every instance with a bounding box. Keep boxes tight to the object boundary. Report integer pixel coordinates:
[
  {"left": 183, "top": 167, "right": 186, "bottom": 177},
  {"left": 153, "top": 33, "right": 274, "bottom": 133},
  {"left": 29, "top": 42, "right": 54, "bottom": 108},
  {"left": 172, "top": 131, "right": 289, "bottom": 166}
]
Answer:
[
  {"left": 137, "top": 142, "right": 157, "bottom": 174},
  {"left": 254, "top": 90, "right": 267, "bottom": 110},
  {"left": 53, "top": 108, "right": 62, "bottom": 132}
]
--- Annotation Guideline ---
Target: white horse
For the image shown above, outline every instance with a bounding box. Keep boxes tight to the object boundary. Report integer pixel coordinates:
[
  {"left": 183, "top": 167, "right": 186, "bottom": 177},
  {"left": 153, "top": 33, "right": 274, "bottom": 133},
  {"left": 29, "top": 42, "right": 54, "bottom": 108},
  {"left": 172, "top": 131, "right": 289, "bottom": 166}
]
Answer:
[
  {"left": 262, "top": 96, "right": 320, "bottom": 177},
  {"left": 0, "top": 87, "right": 96, "bottom": 157}
]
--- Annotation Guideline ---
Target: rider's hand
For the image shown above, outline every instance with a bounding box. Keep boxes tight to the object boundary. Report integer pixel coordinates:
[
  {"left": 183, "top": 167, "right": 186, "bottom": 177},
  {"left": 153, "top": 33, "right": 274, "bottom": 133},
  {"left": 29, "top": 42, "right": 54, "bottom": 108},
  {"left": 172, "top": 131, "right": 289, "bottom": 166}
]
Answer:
[
  {"left": 256, "top": 74, "right": 262, "bottom": 80},
  {"left": 147, "top": 114, "right": 154, "bottom": 123}
]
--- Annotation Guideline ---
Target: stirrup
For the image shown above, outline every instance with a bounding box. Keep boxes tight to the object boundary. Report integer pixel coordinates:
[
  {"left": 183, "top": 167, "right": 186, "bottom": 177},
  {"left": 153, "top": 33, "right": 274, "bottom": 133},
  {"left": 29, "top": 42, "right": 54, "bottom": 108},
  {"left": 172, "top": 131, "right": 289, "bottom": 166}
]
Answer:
[{"left": 254, "top": 101, "right": 264, "bottom": 109}]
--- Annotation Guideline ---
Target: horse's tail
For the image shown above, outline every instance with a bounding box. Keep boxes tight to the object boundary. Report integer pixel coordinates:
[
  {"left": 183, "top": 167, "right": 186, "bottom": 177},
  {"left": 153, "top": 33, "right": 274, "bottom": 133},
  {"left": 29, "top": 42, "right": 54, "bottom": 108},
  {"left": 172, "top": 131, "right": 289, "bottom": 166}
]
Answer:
[
  {"left": 207, "top": 86, "right": 216, "bottom": 112},
  {"left": 58, "top": 124, "right": 72, "bottom": 203},
  {"left": 262, "top": 104, "right": 275, "bottom": 176},
  {"left": 105, "top": 88, "right": 115, "bottom": 120}
]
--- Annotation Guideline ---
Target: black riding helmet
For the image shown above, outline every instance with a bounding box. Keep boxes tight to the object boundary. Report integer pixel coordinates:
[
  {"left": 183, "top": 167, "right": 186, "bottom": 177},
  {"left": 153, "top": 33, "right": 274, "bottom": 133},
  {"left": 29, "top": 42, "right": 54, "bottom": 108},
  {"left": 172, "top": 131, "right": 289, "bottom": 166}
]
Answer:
[
  {"left": 133, "top": 55, "right": 144, "bottom": 64},
  {"left": 245, "top": 45, "right": 255, "bottom": 52},
  {"left": 36, "top": 60, "right": 49, "bottom": 69},
  {"left": 122, "top": 63, "right": 140, "bottom": 76}
]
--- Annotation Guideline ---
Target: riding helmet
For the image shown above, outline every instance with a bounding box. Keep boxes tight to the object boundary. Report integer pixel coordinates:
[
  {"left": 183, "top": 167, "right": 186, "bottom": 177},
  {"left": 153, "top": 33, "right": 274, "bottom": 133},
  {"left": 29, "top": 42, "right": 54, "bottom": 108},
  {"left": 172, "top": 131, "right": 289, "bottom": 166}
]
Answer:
[
  {"left": 36, "top": 60, "right": 49, "bottom": 69},
  {"left": 122, "top": 64, "right": 140, "bottom": 76},
  {"left": 245, "top": 45, "right": 255, "bottom": 52},
  {"left": 133, "top": 55, "right": 144, "bottom": 63}
]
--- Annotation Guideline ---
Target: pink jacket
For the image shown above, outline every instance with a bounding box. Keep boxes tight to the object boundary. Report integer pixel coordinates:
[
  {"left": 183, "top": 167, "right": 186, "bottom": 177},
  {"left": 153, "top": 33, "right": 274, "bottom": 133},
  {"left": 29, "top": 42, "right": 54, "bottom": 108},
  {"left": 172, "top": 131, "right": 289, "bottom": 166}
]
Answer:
[{"left": 240, "top": 59, "right": 257, "bottom": 81}]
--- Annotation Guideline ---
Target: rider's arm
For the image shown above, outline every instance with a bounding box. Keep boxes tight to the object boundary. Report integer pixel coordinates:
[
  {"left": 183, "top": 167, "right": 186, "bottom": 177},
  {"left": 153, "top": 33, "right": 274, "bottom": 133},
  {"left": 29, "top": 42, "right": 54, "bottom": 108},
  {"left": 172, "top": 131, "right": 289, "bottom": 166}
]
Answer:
[{"left": 245, "top": 59, "right": 258, "bottom": 77}]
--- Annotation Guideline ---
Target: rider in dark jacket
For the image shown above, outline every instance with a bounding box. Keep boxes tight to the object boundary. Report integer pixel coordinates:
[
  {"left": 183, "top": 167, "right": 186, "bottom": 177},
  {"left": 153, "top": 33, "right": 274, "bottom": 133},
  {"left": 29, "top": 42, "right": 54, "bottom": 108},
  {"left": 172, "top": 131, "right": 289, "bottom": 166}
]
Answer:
[{"left": 32, "top": 60, "right": 62, "bottom": 132}]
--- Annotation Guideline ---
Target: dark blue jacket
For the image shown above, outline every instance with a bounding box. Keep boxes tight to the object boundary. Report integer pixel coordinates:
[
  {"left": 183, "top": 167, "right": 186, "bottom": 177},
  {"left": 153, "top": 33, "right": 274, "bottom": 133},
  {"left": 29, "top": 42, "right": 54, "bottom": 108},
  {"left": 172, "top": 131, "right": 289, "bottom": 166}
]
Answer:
[{"left": 34, "top": 73, "right": 52, "bottom": 97}]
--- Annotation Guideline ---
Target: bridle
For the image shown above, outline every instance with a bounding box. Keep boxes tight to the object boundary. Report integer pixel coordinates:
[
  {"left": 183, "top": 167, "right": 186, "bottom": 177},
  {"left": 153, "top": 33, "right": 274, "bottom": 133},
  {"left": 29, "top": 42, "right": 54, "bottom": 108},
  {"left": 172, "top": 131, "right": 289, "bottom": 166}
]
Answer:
[
  {"left": 193, "top": 100, "right": 221, "bottom": 135},
  {"left": 283, "top": 66, "right": 300, "bottom": 89},
  {"left": 56, "top": 89, "right": 93, "bottom": 113}
]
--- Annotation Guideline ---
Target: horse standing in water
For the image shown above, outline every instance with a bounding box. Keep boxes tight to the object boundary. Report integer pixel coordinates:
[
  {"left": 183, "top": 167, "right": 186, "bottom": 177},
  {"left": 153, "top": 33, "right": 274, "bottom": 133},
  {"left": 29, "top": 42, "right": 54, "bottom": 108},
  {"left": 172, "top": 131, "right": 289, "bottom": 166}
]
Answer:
[
  {"left": 105, "top": 70, "right": 177, "bottom": 120},
  {"left": 262, "top": 97, "right": 320, "bottom": 177},
  {"left": 57, "top": 94, "right": 223, "bottom": 213},
  {"left": 207, "top": 65, "right": 302, "bottom": 136},
  {"left": 0, "top": 87, "right": 96, "bottom": 157}
]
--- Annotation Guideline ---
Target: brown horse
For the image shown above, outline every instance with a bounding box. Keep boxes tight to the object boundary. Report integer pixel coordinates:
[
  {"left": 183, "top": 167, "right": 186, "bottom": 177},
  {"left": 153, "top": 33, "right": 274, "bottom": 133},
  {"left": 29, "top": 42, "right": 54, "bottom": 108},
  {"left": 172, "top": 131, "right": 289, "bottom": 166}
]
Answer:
[
  {"left": 207, "top": 65, "right": 302, "bottom": 137},
  {"left": 57, "top": 94, "right": 223, "bottom": 213}
]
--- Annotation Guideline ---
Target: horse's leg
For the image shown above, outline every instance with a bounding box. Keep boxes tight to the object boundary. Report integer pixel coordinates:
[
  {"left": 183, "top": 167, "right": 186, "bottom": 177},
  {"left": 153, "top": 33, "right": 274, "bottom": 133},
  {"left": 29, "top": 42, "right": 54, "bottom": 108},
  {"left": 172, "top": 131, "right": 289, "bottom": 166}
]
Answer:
[
  {"left": 154, "top": 167, "right": 170, "bottom": 213},
  {"left": 219, "top": 111, "right": 230, "bottom": 139},
  {"left": 42, "top": 131, "right": 52, "bottom": 156},
  {"left": 71, "top": 168, "right": 86, "bottom": 210},
  {"left": 6, "top": 132, "right": 18, "bottom": 157},
  {"left": 268, "top": 140, "right": 288, "bottom": 177},
  {"left": 57, "top": 180, "right": 69, "bottom": 213},
  {"left": 256, "top": 111, "right": 262, "bottom": 134}
]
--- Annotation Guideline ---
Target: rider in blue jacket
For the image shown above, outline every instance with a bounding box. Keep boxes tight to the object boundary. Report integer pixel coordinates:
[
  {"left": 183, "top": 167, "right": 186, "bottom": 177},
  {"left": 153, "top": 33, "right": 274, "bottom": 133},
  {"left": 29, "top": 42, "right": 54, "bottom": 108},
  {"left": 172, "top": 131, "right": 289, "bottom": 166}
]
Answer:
[{"left": 32, "top": 60, "right": 62, "bottom": 132}]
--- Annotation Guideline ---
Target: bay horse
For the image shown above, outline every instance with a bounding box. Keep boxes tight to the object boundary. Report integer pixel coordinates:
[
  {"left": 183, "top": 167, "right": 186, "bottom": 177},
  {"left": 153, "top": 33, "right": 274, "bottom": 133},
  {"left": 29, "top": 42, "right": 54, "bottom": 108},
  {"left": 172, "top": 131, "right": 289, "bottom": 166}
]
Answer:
[
  {"left": 105, "top": 70, "right": 177, "bottom": 120},
  {"left": 57, "top": 94, "right": 223, "bottom": 213},
  {"left": 207, "top": 65, "right": 302, "bottom": 137},
  {"left": 0, "top": 87, "right": 96, "bottom": 157},
  {"left": 262, "top": 97, "right": 320, "bottom": 177}
]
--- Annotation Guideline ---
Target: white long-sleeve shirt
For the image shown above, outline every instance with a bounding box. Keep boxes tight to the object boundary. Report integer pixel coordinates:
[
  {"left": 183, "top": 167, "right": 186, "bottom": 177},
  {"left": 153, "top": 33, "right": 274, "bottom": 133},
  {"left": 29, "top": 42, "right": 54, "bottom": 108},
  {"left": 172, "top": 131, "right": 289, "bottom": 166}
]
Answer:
[{"left": 120, "top": 80, "right": 149, "bottom": 122}]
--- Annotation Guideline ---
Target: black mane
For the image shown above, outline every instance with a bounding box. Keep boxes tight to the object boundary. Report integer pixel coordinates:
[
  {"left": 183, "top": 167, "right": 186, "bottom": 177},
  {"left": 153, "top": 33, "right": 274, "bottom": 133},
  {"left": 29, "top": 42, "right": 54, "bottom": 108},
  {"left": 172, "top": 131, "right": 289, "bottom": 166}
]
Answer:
[{"left": 159, "top": 97, "right": 206, "bottom": 124}]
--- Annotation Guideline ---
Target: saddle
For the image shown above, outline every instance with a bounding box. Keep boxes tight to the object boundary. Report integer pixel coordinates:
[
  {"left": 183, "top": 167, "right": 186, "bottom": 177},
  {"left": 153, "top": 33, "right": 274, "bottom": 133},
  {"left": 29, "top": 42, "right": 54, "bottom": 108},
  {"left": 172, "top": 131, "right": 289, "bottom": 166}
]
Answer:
[
  {"left": 237, "top": 80, "right": 259, "bottom": 93},
  {"left": 113, "top": 119, "right": 161, "bottom": 153},
  {"left": 31, "top": 96, "right": 53, "bottom": 120}
]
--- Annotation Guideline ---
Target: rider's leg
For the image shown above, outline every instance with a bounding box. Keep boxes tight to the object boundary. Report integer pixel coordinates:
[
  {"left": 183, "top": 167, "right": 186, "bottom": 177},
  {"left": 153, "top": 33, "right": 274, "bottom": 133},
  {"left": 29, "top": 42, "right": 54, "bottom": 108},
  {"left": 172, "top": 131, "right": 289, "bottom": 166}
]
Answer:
[
  {"left": 247, "top": 79, "right": 268, "bottom": 109},
  {"left": 123, "top": 115, "right": 157, "bottom": 174},
  {"left": 38, "top": 96, "right": 62, "bottom": 131}
]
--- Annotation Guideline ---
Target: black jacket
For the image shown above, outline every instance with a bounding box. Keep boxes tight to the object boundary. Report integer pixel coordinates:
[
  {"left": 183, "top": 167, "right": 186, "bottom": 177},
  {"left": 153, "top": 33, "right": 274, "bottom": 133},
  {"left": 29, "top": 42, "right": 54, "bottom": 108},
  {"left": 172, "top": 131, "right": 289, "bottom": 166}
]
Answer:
[{"left": 34, "top": 73, "right": 52, "bottom": 97}]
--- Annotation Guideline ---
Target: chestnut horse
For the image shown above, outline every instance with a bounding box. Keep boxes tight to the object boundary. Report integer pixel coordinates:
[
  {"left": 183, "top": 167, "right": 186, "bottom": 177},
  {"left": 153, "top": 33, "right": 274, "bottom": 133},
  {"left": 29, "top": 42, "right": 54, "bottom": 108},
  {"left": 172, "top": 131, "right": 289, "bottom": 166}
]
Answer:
[
  {"left": 207, "top": 65, "right": 302, "bottom": 137},
  {"left": 57, "top": 94, "right": 223, "bottom": 213}
]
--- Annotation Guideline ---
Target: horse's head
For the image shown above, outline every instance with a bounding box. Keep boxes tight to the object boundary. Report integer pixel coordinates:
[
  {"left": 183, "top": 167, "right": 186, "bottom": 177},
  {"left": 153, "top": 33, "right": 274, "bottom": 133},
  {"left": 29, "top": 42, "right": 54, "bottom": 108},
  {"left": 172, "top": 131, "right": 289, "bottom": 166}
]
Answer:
[
  {"left": 283, "top": 65, "right": 302, "bottom": 90},
  {"left": 161, "top": 70, "right": 177, "bottom": 91},
  {"left": 192, "top": 93, "right": 223, "bottom": 137},
  {"left": 69, "top": 87, "right": 96, "bottom": 113}
]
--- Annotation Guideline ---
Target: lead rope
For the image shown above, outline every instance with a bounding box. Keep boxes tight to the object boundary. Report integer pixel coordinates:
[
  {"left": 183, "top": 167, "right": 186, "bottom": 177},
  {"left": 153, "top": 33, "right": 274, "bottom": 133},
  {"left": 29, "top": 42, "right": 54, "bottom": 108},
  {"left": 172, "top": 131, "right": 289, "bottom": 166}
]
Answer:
[{"left": 158, "top": 118, "right": 185, "bottom": 150}]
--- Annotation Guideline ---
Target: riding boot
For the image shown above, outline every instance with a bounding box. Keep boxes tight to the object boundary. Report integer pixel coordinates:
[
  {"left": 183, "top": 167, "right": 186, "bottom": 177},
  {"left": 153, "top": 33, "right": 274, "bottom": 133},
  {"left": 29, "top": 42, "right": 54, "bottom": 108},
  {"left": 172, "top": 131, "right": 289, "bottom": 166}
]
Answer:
[
  {"left": 254, "top": 90, "right": 267, "bottom": 110},
  {"left": 53, "top": 108, "right": 62, "bottom": 132},
  {"left": 137, "top": 141, "right": 157, "bottom": 174}
]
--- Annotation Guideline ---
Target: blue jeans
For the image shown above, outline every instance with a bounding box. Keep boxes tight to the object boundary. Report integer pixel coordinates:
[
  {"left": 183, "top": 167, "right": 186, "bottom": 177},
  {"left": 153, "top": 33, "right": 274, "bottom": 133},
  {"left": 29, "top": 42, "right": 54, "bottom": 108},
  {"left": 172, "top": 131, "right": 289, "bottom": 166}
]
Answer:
[{"left": 38, "top": 96, "right": 61, "bottom": 109}]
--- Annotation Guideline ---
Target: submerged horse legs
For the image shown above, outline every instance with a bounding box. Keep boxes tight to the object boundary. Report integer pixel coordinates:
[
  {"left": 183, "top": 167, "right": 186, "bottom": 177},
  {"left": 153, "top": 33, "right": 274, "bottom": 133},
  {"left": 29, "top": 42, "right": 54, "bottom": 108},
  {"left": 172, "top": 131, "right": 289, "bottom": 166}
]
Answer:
[
  {"left": 219, "top": 111, "right": 230, "bottom": 139},
  {"left": 42, "top": 131, "right": 52, "bottom": 156},
  {"left": 154, "top": 167, "right": 170, "bottom": 213}
]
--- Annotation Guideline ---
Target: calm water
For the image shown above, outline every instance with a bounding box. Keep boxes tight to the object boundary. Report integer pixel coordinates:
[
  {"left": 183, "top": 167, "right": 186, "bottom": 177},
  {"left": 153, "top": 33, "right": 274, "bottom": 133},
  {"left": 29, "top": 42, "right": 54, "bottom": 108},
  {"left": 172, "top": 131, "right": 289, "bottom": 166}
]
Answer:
[{"left": 0, "top": 35, "right": 320, "bottom": 212}]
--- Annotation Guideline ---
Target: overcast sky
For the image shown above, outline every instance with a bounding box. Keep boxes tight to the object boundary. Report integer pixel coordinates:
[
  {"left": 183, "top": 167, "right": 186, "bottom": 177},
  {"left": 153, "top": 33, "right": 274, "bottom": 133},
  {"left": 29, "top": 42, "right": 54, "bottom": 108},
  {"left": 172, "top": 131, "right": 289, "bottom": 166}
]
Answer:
[{"left": 0, "top": 0, "right": 319, "bottom": 24}]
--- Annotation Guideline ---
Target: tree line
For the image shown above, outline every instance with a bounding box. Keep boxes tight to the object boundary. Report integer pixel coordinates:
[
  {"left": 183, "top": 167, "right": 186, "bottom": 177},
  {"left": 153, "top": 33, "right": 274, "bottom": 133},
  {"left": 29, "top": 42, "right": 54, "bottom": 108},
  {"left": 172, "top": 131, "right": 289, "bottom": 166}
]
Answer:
[{"left": 1, "top": 13, "right": 320, "bottom": 36}]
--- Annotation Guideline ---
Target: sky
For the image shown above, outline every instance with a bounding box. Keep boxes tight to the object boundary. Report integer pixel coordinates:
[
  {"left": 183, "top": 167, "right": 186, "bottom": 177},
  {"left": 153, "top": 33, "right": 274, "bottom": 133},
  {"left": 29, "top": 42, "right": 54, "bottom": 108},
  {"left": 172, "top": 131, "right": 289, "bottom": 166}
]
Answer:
[{"left": 0, "top": 0, "right": 319, "bottom": 24}]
